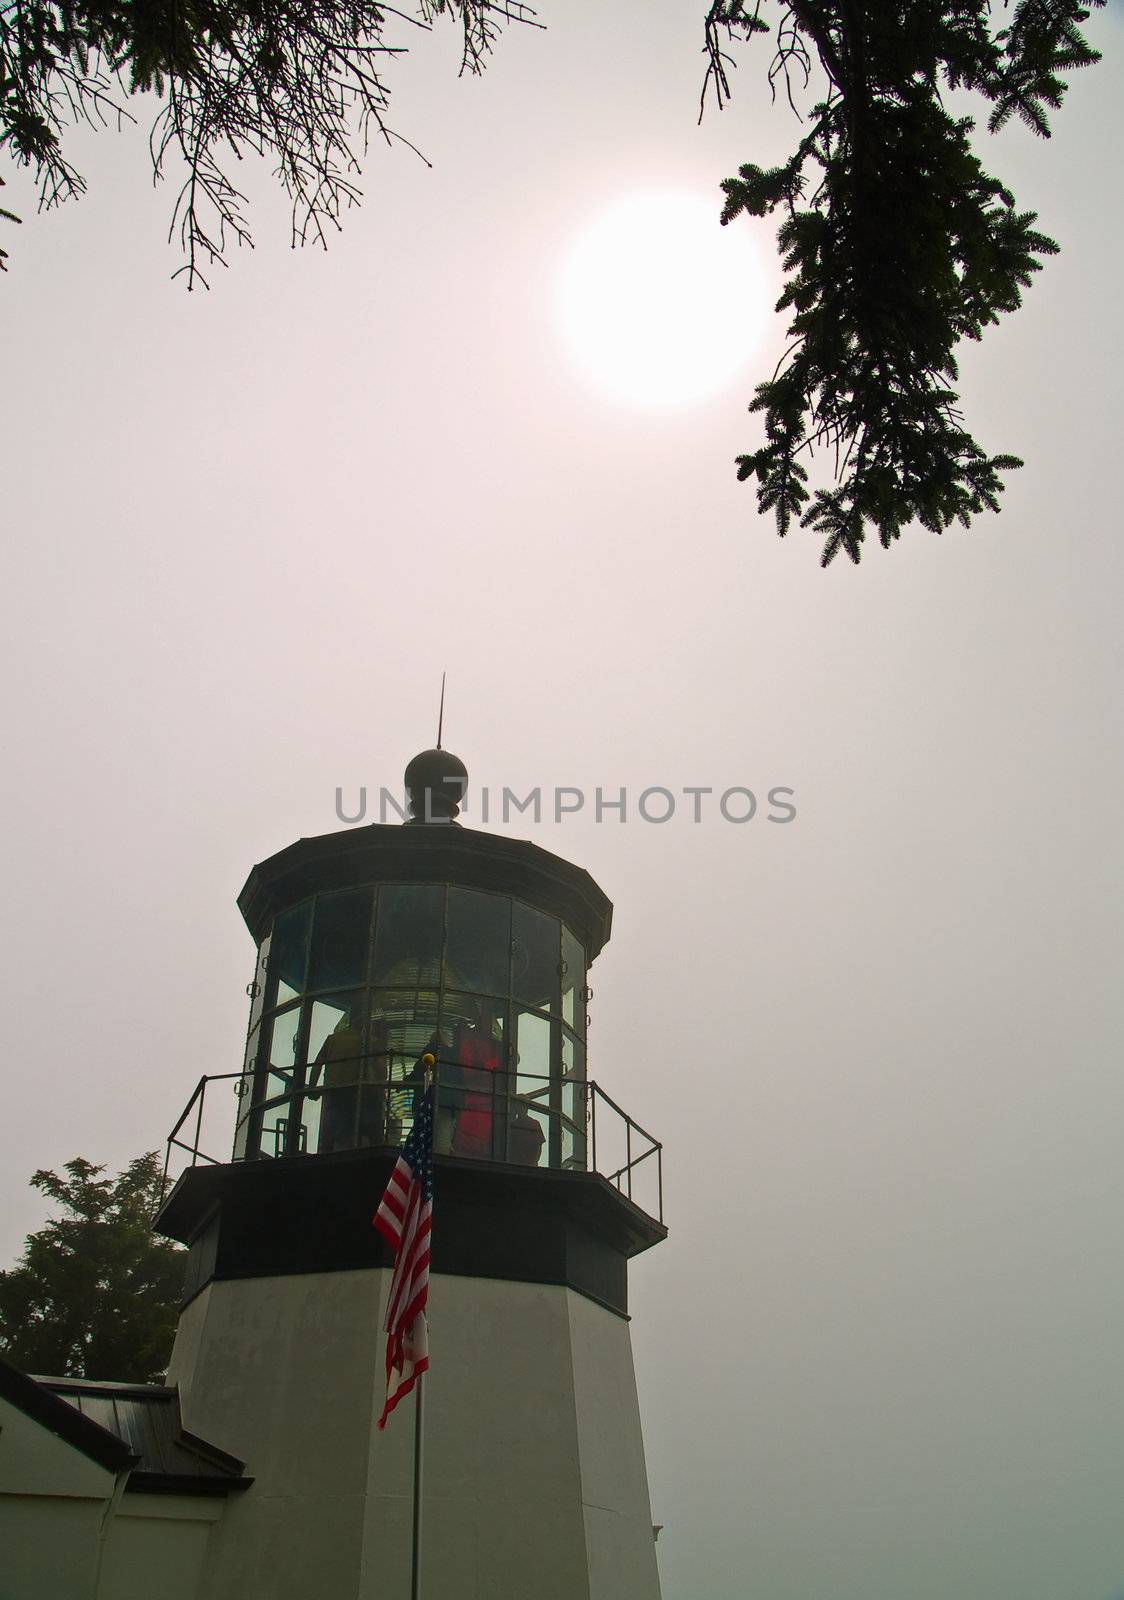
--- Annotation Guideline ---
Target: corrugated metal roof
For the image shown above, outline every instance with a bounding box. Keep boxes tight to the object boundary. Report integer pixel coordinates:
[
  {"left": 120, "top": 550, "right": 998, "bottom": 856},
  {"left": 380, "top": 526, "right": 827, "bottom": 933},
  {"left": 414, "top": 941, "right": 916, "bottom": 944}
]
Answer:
[{"left": 41, "top": 1377, "right": 251, "bottom": 1493}]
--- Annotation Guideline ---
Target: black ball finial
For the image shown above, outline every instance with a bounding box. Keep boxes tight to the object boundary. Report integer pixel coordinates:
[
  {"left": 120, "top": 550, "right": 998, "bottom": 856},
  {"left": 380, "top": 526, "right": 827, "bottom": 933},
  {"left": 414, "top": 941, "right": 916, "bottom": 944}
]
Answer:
[{"left": 404, "top": 748, "right": 468, "bottom": 824}]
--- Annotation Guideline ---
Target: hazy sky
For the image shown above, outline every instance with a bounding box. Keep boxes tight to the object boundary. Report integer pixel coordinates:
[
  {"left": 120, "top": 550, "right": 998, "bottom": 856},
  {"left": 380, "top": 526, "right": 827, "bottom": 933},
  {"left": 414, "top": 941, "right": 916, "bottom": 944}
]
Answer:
[{"left": 3, "top": 5, "right": 1123, "bottom": 1598}]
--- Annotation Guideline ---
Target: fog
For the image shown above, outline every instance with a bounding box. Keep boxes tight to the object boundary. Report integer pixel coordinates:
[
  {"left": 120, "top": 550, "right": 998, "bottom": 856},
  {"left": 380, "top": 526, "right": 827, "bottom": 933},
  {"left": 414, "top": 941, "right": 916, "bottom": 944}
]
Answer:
[{"left": 2, "top": 3, "right": 1123, "bottom": 1596}]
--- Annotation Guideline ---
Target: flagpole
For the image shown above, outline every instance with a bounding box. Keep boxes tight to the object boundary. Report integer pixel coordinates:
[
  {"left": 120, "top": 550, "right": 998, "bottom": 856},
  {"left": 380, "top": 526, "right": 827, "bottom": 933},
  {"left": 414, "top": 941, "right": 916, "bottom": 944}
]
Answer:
[
  {"left": 410, "top": 1370, "right": 425, "bottom": 1600},
  {"left": 409, "top": 1050, "right": 434, "bottom": 1600},
  {"left": 374, "top": 1055, "right": 435, "bottom": 1593}
]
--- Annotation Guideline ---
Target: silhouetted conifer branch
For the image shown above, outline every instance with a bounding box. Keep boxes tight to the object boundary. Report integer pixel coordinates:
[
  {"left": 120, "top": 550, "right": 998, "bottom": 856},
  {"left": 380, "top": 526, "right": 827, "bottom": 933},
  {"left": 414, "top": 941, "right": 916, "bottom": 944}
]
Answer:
[
  {"left": 0, "top": 0, "right": 536, "bottom": 285},
  {"left": 707, "top": 0, "right": 1103, "bottom": 563}
]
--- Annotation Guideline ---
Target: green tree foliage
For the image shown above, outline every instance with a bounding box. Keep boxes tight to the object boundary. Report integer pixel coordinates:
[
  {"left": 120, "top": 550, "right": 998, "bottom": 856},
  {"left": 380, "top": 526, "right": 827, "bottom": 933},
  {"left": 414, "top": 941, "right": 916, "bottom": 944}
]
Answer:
[
  {"left": 0, "top": 1154, "right": 183, "bottom": 1383},
  {"left": 0, "top": 0, "right": 531, "bottom": 283},
  {"left": 705, "top": 0, "right": 1104, "bottom": 563}
]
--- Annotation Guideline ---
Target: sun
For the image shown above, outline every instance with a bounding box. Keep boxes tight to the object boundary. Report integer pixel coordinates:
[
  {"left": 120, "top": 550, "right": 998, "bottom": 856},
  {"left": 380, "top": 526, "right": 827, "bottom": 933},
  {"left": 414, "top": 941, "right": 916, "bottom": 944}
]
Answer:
[{"left": 557, "top": 191, "right": 772, "bottom": 407}]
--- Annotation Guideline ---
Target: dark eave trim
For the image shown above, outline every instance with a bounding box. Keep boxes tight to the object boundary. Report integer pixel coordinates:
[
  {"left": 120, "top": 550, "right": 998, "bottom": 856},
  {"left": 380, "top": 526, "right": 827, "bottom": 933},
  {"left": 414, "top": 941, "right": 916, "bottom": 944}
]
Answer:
[
  {"left": 125, "top": 1471, "right": 254, "bottom": 1497},
  {"left": 157, "top": 1147, "right": 666, "bottom": 1261},
  {"left": 156, "top": 1148, "right": 666, "bottom": 1320},
  {"left": 177, "top": 1425, "right": 250, "bottom": 1478},
  {"left": 237, "top": 822, "right": 613, "bottom": 961},
  {"left": 44, "top": 1378, "right": 177, "bottom": 1400}
]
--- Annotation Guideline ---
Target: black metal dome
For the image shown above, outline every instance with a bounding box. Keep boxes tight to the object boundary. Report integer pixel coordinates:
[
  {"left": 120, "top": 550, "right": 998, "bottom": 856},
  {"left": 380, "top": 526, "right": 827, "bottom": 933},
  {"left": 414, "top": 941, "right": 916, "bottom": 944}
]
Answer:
[{"left": 404, "top": 748, "right": 468, "bottom": 824}]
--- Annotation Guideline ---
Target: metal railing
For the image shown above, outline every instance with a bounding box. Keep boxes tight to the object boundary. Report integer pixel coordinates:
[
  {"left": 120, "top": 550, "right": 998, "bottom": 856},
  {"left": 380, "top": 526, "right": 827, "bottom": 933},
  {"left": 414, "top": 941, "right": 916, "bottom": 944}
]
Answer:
[{"left": 162, "top": 1056, "right": 663, "bottom": 1225}]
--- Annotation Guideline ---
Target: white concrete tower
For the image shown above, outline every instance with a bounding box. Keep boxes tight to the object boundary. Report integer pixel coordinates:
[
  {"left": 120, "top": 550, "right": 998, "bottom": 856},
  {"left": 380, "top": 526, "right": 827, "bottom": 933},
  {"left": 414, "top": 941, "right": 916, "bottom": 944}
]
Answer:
[{"left": 157, "top": 751, "right": 666, "bottom": 1600}]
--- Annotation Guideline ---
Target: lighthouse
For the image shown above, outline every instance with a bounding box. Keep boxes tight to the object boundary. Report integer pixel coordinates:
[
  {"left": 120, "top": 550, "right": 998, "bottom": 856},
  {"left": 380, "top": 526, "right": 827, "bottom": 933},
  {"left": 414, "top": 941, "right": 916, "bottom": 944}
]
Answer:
[{"left": 155, "top": 750, "right": 666, "bottom": 1599}]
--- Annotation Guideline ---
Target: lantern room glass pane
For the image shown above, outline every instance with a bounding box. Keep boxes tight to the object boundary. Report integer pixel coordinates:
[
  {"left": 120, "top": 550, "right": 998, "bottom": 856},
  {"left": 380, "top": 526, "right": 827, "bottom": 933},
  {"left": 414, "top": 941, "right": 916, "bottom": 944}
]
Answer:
[
  {"left": 445, "top": 889, "right": 511, "bottom": 995},
  {"left": 248, "top": 934, "right": 270, "bottom": 1034},
  {"left": 372, "top": 885, "right": 443, "bottom": 988},
  {"left": 562, "top": 1078, "right": 588, "bottom": 1170},
  {"left": 512, "top": 903, "right": 560, "bottom": 1013},
  {"left": 506, "top": 1004, "right": 546, "bottom": 1169},
  {"left": 233, "top": 1112, "right": 250, "bottom": 1161},
  {"left": 254, "top": 1003, "right": 302, "bottom": 1157},
  {"left": 270, "top": 902, "right": 312, "bottom": 1007},
  {"left": 264, "top": 1004, "right": 302, "bottom": 1072},
  {"left": 289, "top": 1095, "right": 321, "bottom": 1157},
  {"left": 448, "top": 998, "right": 507, "bottom": 1162},
  {"left": 371, "top": 987, "right": 441, "bottom": 1138},
  {"left": 257, "top": 1067, "right": 298, "bottom": 1158},
  {"left": 513, "top": 1006, "right": 551, "bottom": 1096},
  {"left": 560, "top": 926, "right": 585, "bottom": 1034},
  {"left": 232, "top": 1023, "right": 258, "bottom": 1159},
  {"left": 561, "top": 1030, "right": 584, "bottom": 1081},
  {"left": 439, "top": 991, "right": 507, "bottom": 1045},
  {"left": 308, "top": 889, "right": 373, "bottom": 992},
  {"left": 435, "top": 993, "right": 507, "bottom": 1161},
  {"left": 307, "top": 992, "right": 359, "bottom": 1061},
  {"left": 317, "top": 990, "right": 389, "bottom": 1151},
  {"left": 307, "top": 993, "right": 366, "bottom": 1153},
  {"left": 371, "top": 988, "right": 440, "bottom": 1064},
  {"left": 512, "top": 1102, "right": 548, "bottom": 1169}
]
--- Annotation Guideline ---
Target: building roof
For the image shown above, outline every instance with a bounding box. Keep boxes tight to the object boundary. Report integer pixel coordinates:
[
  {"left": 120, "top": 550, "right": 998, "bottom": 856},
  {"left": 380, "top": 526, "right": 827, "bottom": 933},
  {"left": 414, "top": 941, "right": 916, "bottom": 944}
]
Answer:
[
  {"left": 0, "top": 1356, "right": 252, "bottom": 1497},
  {"left": 0, "top": 1353, "right": 137, "bottom": 1474},
  {"left": 41, "top": 1375, "right": 252, "bottom": 1495},
  {"left": 237, "top": 819, "right": 614, "bottom": 959}
]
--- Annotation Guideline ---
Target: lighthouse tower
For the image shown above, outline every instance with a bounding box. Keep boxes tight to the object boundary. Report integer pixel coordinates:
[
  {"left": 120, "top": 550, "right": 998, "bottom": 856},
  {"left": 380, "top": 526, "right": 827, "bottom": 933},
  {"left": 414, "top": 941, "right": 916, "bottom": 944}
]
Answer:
[{"left": 156, "top": 751, "right": 666, "bottom": 1600}]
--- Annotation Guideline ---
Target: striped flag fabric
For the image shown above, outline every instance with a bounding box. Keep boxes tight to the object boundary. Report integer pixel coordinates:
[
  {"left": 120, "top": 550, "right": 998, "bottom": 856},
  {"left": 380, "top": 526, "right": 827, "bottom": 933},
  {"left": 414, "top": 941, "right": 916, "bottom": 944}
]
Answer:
[{"left": 372, "top": 1084, "right": 434, "bottom": 1430}]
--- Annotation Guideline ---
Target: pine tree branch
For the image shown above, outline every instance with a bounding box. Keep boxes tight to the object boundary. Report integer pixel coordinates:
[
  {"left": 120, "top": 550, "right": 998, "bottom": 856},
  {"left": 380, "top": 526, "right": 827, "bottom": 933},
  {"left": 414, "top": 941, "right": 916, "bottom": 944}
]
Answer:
[
  {"left": 710, "top": 0, "right": 1103, "bottom": 563},
  {"left": 0, "top": 0, "right": 538, "bottom": 280}
]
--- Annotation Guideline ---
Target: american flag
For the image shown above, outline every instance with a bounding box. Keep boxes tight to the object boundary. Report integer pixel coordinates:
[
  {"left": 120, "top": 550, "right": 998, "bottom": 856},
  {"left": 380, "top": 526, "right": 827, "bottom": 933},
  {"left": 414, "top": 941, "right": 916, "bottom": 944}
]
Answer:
[{"left": 372, "top": 1085, "right": 434, "bottom": 1430}]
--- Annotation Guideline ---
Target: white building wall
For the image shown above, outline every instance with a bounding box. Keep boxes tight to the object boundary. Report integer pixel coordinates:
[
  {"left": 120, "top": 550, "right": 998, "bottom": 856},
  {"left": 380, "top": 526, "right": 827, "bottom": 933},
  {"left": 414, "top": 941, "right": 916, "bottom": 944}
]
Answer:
[
  {"left": 0, "top": 1396, "right": 228, "bottom": 1600},
  {"left": 98, "top": 1497, "right": 226, "bottom": 1600},
  {"left": 0, "top": 1393, "right": 116, "bottom": 1600},
  {"left": 168, "top": 1269, "right": 384, "bottom": 1600},
  {"left": 567, "top": 1289, "right": 663, "bottom": 1599},
  {"left": 363, "top": 1275, "right": 593, "bottom": 1600},
  {"left": 168, "top": 1270, "right": 661, "bottom": 1600},
  {"left": 0, "top": 1493, "right": 107, "bottom": 1600},
  {"left": 0, "top": 1394, "right": 115, "bottom": 1500}
]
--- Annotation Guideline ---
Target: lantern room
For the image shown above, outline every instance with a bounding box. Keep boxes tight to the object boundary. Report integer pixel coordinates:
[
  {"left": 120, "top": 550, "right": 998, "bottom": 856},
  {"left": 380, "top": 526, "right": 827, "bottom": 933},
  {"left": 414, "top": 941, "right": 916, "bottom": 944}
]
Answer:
[
  {"left": 236, "top": 879, "right": 593, "bottom": 1169},
  {"left": 220, "top": 748, "right": 620, "bottom": 1182}
]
